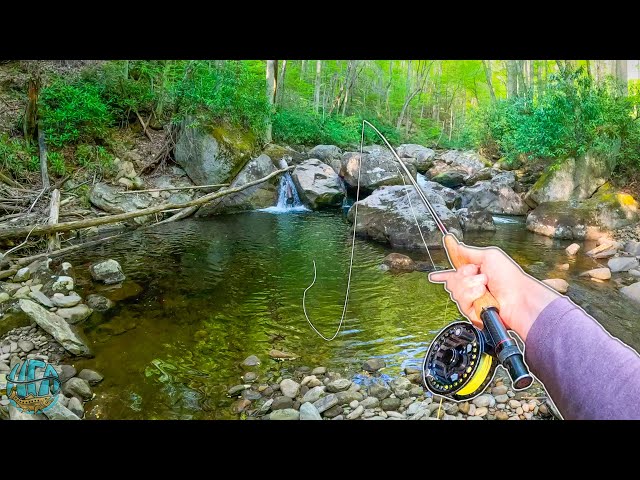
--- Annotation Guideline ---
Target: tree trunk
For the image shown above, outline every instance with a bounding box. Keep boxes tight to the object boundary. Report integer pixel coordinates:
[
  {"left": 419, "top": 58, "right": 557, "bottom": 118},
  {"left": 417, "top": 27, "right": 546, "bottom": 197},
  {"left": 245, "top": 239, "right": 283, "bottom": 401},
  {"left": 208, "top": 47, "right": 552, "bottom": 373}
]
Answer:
[
  {"left": 517, "top": 60, "right": 527, "bottom": 97},
  {"left": 47, "top": 189, "right": 61, "bottom": 251},
  {"left": 528, "top": 60, "right": 535, "bottom": 99},
  {"left": 397, "top": 61, "right": 432, "bottom": 129},
  {"left": 300, "top": 60, "right": 306, "bottom": 80},
  {"left": 37, "top": 122, "right": 50, "bottom": 190},
  {"left": 506, "top": 60, "right": 518, "bottom": 98},
  {"left": 276, "top": 60, "right": 287, "bottom": 106},
  {"left": 314, "top": 60, "right": 322, "bottom": 114},
  {"left": 481, "top": 60, "right": 496, "bottom": 102},
  {"left": 24, "top": 75, "right": 40, "bottom": 147},
  {"left": 536, "top": 60, "right": 543, "bottom": 100},
  {"left": 265, "top": 60, "right": 278, "bottom": 143},
  {"left": 385, "top": 61, "right": 393, "bottom": 120},
  {"left": 615, "top": 60, "right": 628, "bottom": 95}
]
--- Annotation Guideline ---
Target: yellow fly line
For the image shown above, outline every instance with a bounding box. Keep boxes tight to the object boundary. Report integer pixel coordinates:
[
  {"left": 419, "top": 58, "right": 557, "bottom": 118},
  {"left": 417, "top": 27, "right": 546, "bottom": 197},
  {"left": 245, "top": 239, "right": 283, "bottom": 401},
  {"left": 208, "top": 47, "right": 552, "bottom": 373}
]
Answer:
[{"left": 456, "top": 353, "right": 493, "bottom": 397}]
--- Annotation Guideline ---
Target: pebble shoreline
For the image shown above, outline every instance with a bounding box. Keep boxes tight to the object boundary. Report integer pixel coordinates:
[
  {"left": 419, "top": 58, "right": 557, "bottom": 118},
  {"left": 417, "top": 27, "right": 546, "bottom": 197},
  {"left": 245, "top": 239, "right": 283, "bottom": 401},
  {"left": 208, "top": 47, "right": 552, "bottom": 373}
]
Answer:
[{"left": 228, "top": 356, "right": 557, "bottom": 421}]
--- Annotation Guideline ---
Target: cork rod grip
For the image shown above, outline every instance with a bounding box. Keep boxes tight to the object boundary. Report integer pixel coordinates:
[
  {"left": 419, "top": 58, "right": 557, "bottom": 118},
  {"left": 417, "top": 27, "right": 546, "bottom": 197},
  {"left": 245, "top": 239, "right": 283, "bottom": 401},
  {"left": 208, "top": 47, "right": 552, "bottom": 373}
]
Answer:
[{"left": 443, "top": 233, "right": 500, "bottom": 319}]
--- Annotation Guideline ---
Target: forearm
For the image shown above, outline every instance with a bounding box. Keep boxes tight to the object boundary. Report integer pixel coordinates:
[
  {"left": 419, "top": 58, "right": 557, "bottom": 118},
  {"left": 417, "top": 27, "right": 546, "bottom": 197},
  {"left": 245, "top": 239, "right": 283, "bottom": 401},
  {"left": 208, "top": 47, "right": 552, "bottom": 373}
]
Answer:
[{"left": 524, "top": 296, "right": 640, "bottom": 420}]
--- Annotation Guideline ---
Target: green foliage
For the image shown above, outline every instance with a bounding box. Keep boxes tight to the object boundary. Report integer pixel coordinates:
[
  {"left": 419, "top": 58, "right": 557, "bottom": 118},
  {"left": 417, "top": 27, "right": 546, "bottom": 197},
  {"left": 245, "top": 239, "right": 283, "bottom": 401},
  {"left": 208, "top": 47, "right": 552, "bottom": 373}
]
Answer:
[
  {"left": 272, "top": 108, "right": 405, "bottom": 148},
  {"left": 40, "top": 78, "right": 113, "bottom": 147},
  {"left": 172, "top": 61, "right": 269, "bottom": 137},
  {"left": 469, "top": 68, "right": 640, "bottom": 172},
  {"left": 48, "top": 151, "right": 66, "bottom": 176},
  {"left": 75, "top": 144, "right": 116, "bottom": 176},
  {"left": 98, "top": 60, "right": 161, "bottom": 118},
  {"left": 0, "top": 134, "right": 38, "bottom": 177}
]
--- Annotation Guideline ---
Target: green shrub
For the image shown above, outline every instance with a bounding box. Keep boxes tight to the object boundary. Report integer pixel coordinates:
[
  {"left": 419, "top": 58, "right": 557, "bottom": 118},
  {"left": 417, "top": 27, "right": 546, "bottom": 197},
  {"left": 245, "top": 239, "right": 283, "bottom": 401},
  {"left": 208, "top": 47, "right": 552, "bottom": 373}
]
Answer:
[
  {"left": 273, "top": 107, "right": 403, "bottom": 148},
  {"left": 172, "top": 61, "right": 270, "bottom": 137},
  {"left": 469, "top": 68, "right": 640, "bottom": 173},
  {"left": 48, "top": 151, "right": 66, "bottom": 176},
  {"left": 75, "top": 144, "right": 116, "bottom": 176},
  {"left": 40, "top": 78, "right": 113, "bottom": 147},
  {"left": 0, "top": 134, "right": 38, "bottom": 177}
]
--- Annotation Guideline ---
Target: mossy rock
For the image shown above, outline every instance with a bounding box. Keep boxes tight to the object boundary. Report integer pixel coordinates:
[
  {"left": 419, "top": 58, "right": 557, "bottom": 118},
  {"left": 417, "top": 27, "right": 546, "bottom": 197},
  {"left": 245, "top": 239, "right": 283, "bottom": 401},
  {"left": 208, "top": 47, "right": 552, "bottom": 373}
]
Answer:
[
  {"left": 174, "top": 118, "right": 257, "bottom": 186},
  {"left": 526, "top": 184, "right": 638, "bottom": 240},
  {"left": 525, "top": 153, "right": 608, "bottom": 206}
]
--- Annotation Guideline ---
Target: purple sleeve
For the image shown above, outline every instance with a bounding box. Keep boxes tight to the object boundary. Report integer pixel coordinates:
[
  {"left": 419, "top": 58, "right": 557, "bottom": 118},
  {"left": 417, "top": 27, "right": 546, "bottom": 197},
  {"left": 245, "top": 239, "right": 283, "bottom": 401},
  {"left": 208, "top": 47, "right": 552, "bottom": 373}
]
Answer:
[{"left": 524, "top": 296, "right": 640, "bottom": 420}]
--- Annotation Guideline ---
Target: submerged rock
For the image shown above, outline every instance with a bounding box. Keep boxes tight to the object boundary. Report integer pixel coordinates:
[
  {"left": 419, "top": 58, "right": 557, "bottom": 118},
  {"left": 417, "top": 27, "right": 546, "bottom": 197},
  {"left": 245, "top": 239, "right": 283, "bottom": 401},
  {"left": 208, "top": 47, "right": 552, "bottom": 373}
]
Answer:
[
  {"left": 382, "top": 253, "right": 415, "bottom": 271},
  {"left": 347, "top": 185, "right": 462, "bottom": 250},
  {"left": 85, "top": 294, "right": 115, "bottom": 312},
  {"left": 292, "top": 159, "right": 345, "bottom": 209},
  {"left": 580, "top": 268, "right": 611, "bottom": 280},
  {"left": 542, "top": 278, "right": 569, "bottom": 294},
  {"left": 362, "top": 358, "right": 386, "bottom": 372},
  {"left": 566, "top": 243, "right": 580, "bottom": 255}
]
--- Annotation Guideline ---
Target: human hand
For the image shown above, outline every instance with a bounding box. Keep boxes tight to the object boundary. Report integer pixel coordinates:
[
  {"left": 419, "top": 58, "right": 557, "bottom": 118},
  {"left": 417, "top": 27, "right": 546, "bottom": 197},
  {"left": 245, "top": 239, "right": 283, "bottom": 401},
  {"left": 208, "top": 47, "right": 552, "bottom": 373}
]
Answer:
[{"left": 428, "top": 240, "right": 560, "bottom": 342}]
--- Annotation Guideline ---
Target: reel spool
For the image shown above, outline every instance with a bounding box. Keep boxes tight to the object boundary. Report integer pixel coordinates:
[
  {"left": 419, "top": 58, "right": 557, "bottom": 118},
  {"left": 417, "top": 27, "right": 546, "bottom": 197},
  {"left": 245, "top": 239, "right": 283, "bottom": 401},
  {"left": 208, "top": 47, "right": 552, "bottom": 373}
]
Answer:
[{"left": 422, "top": 321, "right": 498, "bottom": 401}]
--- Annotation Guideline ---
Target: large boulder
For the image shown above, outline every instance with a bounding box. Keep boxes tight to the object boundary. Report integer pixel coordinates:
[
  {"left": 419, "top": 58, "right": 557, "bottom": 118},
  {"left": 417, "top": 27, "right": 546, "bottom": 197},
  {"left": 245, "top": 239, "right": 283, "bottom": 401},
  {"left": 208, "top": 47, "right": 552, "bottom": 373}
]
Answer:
[
  {"left": 347, "top": 185, "right": 462, "bottom": 250},
  {"left": 417, "top": 175, "right": 458, "bottom": 208},
  {"left": 526, "top": 185, "right": 639, "bottom": 240},
  {"left": 455, "top": 208, "right": 496, "bottom": 232},
  {"left": 89, "top": 183, "right": 155, "bottom": 225},
  {"left": 428, "top": 150, "right": 488, "bottom": 180},
  {"left": 431, "top": 170, "right": 467, "bottom": 188},
  {"left": 456, "top": 179, "right": 530, "bottom": 215},
  {"left": 396, "top": 144, "right": 436, "bottom": 172},
  {"left": 262, "top": 144, "right": 308, "bottom": 165},
  {"left": 307, "top": 145, "right": 342, "bottom": 162},
  {"left": 340, "top": 148, "right": 416, "bottom": 192},
  {"left": 307, "top": 145, "right": 342, "bottom": 174},
  {"left": 291, "top": 159, "right": 345, "bottom": 209},
  {"left": 174, "top": 119, "right": 256, "bottom": 186},
  {"left": 524, "top": 154, "right": 608, "bottom": 207},
  {"left": 146, "top": 169, "right": 196, "bottom": 205},
  {"left": 197, "top": 154, "right": 278, "bottom": 216}
]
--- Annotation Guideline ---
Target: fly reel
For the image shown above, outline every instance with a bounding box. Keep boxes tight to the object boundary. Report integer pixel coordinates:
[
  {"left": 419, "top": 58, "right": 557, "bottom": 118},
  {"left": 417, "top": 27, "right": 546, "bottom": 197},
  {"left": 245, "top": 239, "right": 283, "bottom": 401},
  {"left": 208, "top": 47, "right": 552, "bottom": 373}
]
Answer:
[{"left": 422, "top": 321, "right": 498, "bottom": 401}]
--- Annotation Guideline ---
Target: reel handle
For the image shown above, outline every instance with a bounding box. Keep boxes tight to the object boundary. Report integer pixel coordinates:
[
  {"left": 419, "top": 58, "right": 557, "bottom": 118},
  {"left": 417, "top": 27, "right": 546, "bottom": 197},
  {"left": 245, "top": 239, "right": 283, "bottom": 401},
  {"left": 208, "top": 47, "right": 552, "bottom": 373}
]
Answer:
[{"left": 443, "top": 233, "right": 533, "bottom": 390}]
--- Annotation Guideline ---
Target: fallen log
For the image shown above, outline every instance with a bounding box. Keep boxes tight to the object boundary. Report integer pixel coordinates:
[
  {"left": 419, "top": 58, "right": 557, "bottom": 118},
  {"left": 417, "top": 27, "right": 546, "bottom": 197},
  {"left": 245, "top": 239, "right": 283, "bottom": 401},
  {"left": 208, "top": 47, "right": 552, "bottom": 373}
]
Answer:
[
  {"left": 0, "top": 166, "right": 293, "bottom": 241},
  {"left": 3, "top": 233, "right": 126, "bottom": 269}
]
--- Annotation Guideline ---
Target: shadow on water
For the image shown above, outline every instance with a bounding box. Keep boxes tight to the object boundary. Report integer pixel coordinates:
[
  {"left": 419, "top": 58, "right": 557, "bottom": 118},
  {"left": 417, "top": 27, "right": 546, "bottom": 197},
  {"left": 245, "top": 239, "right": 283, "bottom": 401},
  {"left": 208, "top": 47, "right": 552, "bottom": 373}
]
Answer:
[{"left": 64, "top": 212, "right": 640, "bottom": 419}]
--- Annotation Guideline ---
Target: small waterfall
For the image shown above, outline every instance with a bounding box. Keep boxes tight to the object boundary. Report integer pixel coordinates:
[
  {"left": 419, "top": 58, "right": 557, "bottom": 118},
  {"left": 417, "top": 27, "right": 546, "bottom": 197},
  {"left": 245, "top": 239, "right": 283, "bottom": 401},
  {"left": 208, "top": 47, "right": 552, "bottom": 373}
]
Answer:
[{"left": 260, "top": 172, "right": 308, "bottom": 213}]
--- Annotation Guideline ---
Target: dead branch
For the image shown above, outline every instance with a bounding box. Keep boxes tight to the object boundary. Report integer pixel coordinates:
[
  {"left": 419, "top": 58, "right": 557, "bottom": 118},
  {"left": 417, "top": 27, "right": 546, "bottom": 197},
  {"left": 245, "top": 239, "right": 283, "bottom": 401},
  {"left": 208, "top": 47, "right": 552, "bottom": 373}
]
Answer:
[
  {"left": 38, "top": 121, "right": 50, "bottom": 190},
  {"left": 117, "top": 183, "right": 229, "bottom": 194},
  {"left": 135, "top": 110, "right": 153, "bottom": 141},
  {"left": 0, "top": 166, "right": 294, "bottom": 241},
  {"left": 0, "top": 171, "right": 22, "bottom": 188},
  {"left": 47, "top": 189, "right": 61, "bottom": 251}
]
